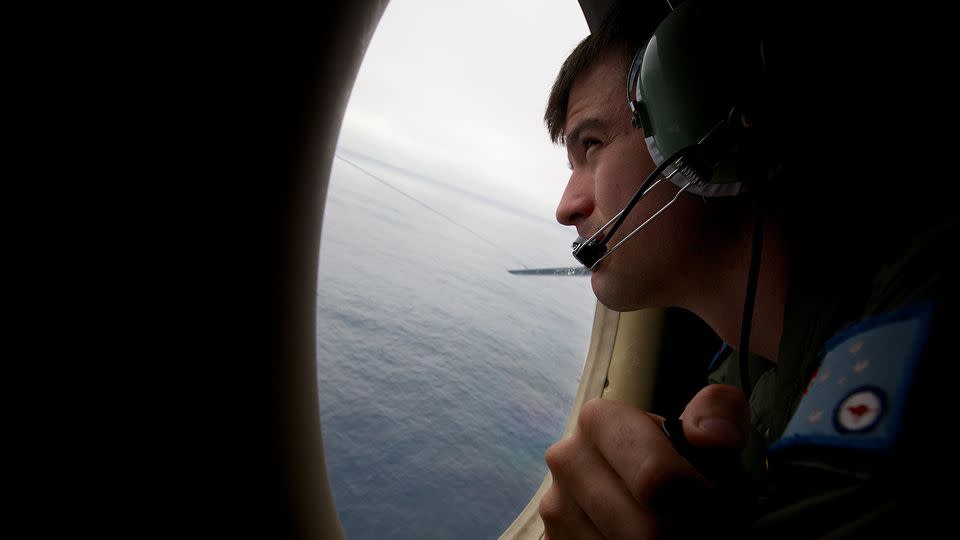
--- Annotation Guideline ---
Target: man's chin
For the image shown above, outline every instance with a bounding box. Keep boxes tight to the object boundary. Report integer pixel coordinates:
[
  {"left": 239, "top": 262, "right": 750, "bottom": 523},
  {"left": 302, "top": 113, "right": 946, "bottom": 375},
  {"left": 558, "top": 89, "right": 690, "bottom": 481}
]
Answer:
[{"left": 590, "top": 271, "right": 639, "bottom": 312}]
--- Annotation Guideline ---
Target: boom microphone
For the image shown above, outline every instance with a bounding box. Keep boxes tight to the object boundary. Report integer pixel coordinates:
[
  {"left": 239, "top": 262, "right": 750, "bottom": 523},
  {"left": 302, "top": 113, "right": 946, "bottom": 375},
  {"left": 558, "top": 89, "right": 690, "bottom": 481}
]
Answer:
[{"left": 571, "top": 148, "right": 697, "bottom": 270}]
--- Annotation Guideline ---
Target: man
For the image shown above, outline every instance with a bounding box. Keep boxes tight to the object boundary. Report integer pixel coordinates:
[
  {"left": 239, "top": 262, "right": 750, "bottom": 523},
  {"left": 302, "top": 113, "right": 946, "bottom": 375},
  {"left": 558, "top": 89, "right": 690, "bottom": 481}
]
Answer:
[{"left": 539, "top": 1, "right": 956, "bottom": 538}]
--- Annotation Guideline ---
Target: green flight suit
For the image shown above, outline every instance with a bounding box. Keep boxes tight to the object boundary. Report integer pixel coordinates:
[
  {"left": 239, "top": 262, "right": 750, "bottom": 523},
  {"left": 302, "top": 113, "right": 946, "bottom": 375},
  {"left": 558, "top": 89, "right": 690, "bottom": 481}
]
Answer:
[{"left": 707, "top": 215, "right": 958, "bottom": 538}]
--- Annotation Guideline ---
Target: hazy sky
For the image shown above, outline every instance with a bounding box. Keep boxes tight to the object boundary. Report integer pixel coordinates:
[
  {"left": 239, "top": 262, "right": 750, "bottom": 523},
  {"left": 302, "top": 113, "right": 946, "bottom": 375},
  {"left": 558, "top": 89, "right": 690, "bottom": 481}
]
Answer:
[{"left": 338, "top": 0, "right": 590, "bottom": 220}]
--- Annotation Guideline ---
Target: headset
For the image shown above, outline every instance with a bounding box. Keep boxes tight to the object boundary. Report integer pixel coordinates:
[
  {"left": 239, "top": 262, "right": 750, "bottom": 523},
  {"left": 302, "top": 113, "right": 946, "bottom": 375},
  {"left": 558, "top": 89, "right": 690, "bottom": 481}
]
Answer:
[
  {"left": 571, "top": 0, "right": 771, "bottom": 271},
  {"left": 571, "top": 0, "right": 777, "bottom": 395}
]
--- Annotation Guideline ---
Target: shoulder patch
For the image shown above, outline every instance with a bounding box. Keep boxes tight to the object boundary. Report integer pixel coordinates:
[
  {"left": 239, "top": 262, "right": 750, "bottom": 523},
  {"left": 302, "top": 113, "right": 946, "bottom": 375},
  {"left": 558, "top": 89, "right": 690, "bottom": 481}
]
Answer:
[{"left": 770, "top": 301, "right": 934, "bottom": 453}]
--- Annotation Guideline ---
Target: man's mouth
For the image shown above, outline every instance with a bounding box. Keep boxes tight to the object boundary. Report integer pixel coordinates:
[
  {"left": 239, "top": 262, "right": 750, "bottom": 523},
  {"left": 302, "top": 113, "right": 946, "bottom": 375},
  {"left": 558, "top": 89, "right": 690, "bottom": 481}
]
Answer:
[
  {"left": 579, "top": 231, "right": 605, "bottom": 243},
  {"left": 572, "top": 232, "right": 604, "bottom": 250}
]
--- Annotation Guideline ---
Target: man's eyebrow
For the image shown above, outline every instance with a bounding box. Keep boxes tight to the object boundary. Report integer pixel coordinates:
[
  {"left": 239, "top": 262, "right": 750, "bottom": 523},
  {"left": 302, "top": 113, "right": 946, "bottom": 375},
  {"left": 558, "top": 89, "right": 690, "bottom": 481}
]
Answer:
[{"left": 565, "top": 117, "right": 604, "bottom": 148}]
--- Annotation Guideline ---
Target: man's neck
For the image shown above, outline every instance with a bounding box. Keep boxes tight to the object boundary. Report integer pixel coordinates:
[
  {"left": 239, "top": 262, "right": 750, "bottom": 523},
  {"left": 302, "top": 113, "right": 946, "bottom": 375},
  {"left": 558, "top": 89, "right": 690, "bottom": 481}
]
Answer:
[{"left": 687, "top": 217, "right": 788, "bottom": 363}]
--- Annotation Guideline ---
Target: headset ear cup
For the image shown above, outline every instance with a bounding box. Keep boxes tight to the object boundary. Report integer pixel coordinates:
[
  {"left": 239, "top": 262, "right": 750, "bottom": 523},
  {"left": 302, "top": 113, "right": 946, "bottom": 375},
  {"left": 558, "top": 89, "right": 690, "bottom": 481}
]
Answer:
[{"left": 634, "top": 1, "right": 762, "bottom": 162}]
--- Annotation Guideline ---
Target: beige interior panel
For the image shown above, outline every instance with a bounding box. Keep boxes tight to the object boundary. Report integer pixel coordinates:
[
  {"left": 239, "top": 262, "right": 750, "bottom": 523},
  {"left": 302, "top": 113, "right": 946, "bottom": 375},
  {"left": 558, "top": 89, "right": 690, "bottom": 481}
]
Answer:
[{"left": 498, "top": 304, "right": 664, "bottom": 539}]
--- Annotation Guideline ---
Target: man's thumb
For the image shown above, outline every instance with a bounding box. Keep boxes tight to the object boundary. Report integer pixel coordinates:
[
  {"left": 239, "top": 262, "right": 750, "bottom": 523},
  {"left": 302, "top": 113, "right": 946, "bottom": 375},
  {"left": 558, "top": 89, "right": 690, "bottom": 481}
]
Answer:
[{"left": 681, "top": 384, "right": 750, "bottom": 448}]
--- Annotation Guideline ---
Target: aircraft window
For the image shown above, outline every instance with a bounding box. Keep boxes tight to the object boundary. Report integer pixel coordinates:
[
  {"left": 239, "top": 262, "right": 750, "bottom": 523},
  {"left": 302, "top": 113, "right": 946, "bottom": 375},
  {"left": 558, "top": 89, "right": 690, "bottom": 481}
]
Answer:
[{"left": 317, "top": 1, "right": 591, "bottom": 538}]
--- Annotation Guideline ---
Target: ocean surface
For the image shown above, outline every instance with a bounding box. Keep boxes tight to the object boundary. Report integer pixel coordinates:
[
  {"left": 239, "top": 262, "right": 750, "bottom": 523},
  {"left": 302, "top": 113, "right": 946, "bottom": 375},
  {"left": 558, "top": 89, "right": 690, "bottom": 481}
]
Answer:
[{"left": 316, "top": 149, "right": 598, "bottom": 539}]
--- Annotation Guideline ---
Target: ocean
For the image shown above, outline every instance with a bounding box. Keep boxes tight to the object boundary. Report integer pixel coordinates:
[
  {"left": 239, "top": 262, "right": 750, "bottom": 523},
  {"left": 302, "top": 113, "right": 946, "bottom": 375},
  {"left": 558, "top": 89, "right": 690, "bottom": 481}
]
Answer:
[{"left": 316, "top": 149, "right": 598, "bottom": 539}]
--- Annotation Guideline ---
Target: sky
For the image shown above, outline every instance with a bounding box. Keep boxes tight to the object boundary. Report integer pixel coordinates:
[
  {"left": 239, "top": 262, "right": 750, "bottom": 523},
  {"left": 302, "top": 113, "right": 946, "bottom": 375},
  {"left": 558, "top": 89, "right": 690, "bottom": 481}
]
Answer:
[{"left": 337, "top": 0, "right": 590, "bottom": 221}]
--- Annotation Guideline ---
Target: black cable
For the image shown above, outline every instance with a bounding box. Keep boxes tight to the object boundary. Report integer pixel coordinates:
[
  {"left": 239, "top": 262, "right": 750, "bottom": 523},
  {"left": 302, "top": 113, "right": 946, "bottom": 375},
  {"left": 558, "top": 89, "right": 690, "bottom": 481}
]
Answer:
[{"left": 738, "top": 192, "right": 764, "bottom": 400}]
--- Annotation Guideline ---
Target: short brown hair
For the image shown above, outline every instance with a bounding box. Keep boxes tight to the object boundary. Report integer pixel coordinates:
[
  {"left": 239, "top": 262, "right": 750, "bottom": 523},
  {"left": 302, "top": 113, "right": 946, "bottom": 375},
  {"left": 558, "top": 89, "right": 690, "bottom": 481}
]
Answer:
[{"left": 545, "top": 3, "right": 669, "bottom": 144}]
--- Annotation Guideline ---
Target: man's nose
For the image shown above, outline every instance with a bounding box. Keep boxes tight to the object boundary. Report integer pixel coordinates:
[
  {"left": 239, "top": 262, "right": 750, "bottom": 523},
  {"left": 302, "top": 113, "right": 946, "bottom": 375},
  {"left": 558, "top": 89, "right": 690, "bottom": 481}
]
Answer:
[{"left": 556, "top": 171, "right": 595, "bottom": 226}]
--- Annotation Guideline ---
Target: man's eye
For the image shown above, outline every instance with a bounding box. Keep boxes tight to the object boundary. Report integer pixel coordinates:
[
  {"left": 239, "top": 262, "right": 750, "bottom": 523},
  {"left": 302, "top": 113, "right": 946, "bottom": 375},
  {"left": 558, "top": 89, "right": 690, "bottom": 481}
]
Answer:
[{"left": 583, "top": 138, "right": 601, "bottom": 152}]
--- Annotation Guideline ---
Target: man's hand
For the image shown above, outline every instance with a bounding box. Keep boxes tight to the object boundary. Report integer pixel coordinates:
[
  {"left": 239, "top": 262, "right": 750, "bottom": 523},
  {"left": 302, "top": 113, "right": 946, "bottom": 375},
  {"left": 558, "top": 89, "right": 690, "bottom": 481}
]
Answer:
[{"left": 540, "top": 384, "right": 750, "bottom": 539}]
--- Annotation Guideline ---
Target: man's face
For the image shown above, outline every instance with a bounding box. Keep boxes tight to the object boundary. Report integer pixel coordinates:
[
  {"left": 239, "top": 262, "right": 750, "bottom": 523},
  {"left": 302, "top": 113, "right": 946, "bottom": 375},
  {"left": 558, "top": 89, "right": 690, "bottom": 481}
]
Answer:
[{"left": 557, "top": 49, "right": 708, "bottom": 311}]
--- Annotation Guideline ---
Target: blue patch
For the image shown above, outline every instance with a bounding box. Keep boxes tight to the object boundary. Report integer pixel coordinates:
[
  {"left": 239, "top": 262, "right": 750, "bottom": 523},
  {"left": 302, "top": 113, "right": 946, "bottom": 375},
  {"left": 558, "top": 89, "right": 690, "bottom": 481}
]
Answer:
[{"left": 770, "top": 301, "right": 934, "bottom": 453}]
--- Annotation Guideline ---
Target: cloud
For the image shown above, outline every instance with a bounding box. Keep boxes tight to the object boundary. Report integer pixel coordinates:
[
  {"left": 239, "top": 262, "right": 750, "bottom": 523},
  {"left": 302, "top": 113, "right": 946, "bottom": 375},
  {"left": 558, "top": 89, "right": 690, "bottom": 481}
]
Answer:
[{"left": 338, "top": 0, "right": 589, "bottom": 220}]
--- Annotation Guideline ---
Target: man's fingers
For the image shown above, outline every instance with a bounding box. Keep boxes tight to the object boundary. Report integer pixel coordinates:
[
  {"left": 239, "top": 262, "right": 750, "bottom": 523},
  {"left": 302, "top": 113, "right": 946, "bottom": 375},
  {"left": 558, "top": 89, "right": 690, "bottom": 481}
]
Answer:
[
  {"left": 543, "top": 389, "right": 750, "bottom": 538},
  {"left": 680, "top": 384, "right": 750, "bottom": 448},
  {"left": 545, "top": 435, "right": 656, "bottom": 539},
  {"left": 539, "top": 479, "right": 603, "bottom": 540},
  {"left": 576, "top": 399, "right": 700, "bottom": 504}
]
